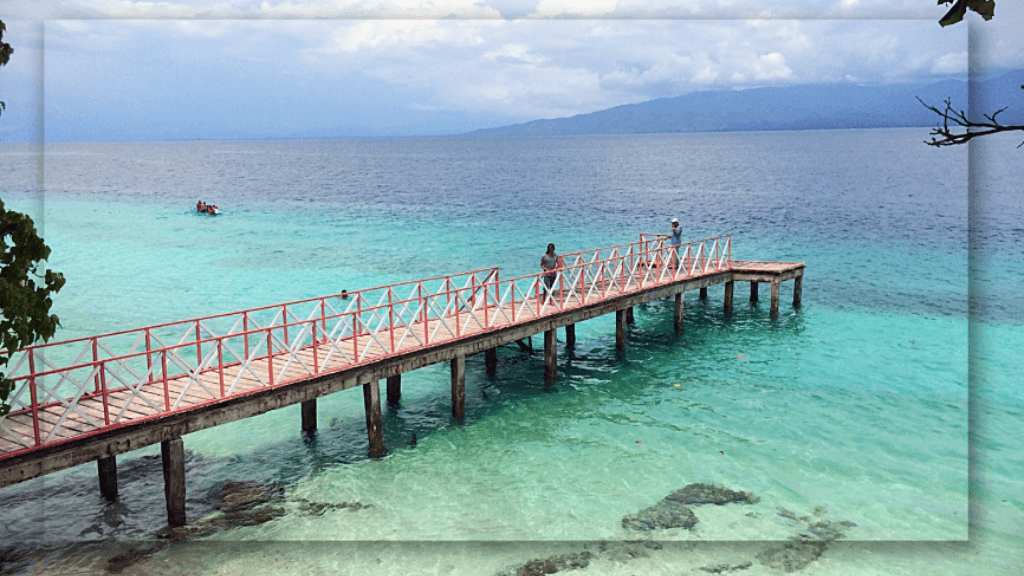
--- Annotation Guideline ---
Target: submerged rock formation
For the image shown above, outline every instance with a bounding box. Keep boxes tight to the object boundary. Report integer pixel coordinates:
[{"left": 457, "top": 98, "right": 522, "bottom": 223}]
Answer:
[
  {"left": 755, "top": 518, "right": 857, "bottom": 572},
  {"left": 496, "top": 551, "right": 593, "bottom": 576},
  {"left": 622, "top": 500, "right": 698, "bottom": 530},
  {"left": 666, "top": 483, "right": 760, "bottom": 506},
  {"left": 622, "top": 483, "right": 759, "bottom": 531}
]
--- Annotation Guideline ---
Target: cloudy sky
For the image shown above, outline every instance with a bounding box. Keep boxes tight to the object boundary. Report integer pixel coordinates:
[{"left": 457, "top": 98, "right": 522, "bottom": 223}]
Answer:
[{"left": 1, "top": 0, "right": 1021, "bottom": 142}]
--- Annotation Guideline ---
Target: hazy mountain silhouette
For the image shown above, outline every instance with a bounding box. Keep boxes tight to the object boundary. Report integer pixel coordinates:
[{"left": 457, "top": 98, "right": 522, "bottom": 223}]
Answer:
[{"left": 460, "top": 70, "right": 1024, "bottom": 138}]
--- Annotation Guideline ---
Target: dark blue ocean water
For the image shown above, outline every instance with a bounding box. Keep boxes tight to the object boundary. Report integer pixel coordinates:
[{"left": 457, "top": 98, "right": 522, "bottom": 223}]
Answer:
[{"left": 0, "top": 129, "right": 1020, "bottom": 575}]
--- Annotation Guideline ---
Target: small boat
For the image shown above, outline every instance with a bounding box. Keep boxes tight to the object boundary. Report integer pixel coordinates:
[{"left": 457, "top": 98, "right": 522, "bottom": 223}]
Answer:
[{"left": 195, "top": 203, "right": 222, "bottom": 215}]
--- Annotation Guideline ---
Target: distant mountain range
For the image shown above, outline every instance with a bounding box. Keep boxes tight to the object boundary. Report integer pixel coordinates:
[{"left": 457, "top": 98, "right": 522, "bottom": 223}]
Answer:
[{"left": 460, "top": 70, "right": 1024, "bottom": 138}]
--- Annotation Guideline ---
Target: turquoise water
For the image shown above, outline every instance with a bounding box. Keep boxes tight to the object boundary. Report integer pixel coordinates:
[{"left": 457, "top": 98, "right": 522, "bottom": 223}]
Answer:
[{"left": 0, "top": 129, "right": 1020, "bottom": 575}]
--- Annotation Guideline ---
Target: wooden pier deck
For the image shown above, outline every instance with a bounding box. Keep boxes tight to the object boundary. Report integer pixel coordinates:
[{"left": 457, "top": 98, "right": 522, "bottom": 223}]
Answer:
[{"left": 0, "top": 234, "right": 803, "bottom": 525}]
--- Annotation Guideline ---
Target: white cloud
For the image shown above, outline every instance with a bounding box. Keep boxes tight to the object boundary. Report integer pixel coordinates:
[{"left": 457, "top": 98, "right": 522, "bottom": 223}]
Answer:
[
  {"left": 534, "top": 0, "right": 617, "bottom": 17},
  {"left": 3, "top": 7, "right": 986, "bottom": 141},
  {"left": 931, "top": 51, "right": 968, "bottom": 75},
  {"left": 319, "top": 21, "right": 491, "bottom": 54},
  {"left": 754, "top": 52, "right": 793, "bottom": 80}
]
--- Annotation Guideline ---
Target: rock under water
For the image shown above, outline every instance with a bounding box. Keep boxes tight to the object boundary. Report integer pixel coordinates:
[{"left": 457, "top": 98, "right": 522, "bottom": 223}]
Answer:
[{"left": 622, "top": 483, "right": 759, "bottom": 531}]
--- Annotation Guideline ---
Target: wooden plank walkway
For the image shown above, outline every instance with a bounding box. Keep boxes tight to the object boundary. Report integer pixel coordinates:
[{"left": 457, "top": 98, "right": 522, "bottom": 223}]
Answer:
[{"left": 0, "top": 235, "right": 804, "bottom": 501}]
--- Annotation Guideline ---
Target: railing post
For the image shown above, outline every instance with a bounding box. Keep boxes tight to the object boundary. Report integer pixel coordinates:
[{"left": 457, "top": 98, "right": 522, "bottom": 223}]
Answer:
[
  {"left": 419, "top": 283, "right": 428, "bottom": 345},
  {"left": 558, "top": 264, "right": 564, "bottom": 307},
  {"left": 320, "top": 299, "right": 328, "bottom": 344},
  {"left": 217, "top": 339, "right": 225, "bottom": 397},
  {"left": 145, "top": 329, "right": 152, "bottom": 382},
  {"left": 268, "top": 331, "right": 275, "bottom": 387},
  {"left": 282, "top": 305, "right": 290, "bottom": 348},
  {"left": 352, "top": 311, "right": 359, "bottom": 360},
  {"left": 243, "top": 313, "right": 250, "bottom": 361},
  {"left": 452, "top": 278, "right": 460, "bottom": 337},
  {"left": 92, "top": 339, "right": 101, "bottom": 393},
  {"left": 311, "top": 323, "right": 320, "bottom": 374},
  {"left": 28, "top": 352, "right": 41, "bottom": 446},
  {"left": 100, "top": 360, "right": 110, "bottom": 426},
  {"left": 388, "top": 289, "right": 395, "bottom": 353},
  {"left": 494, "top": 271, "right": 500, "bottom": 323},
  {"left": 482, "top": 274, "right": 489, "bottom": 327},
  {"left": 195, "top": 321, "right": 202, "bottom": 370},
  {"left": 162, "top": 350, "right": 170, "bottom": 412}
]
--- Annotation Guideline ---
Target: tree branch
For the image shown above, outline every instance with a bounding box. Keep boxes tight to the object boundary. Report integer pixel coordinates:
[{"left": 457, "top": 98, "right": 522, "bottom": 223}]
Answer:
[{"left": 917, "top": 86, "right": 1024, "bottom": 148}]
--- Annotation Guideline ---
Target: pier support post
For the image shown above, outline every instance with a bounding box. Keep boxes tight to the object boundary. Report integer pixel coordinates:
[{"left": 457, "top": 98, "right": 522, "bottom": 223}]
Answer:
[
  {"left": 451, "top": 354, "right": 466, "bottom": 420},
  {"left": 770, "top": 280, "right": 780, "bottom": 320},
  {"left": 793, "top": 274, "right": 803, "bottom": 308},
  {"left": 363, "top": 381, "right": 385, "bottom": 457},
  {"left": 615, "top": 309, "right": 626, "bottom": 352},
  {"left": 544, "top": 329, "right": 558, "bottom": 382},
  {"left": 700, "top": 287, "right": 708, "bottom": 300},
  {"left": 750, "top": 282, "right": 759, "bottom": 303},
  {"left": 98, "top": 455, "right": 117, "bottom": 501},
  {"left": 485, "top": 348, "right": 498, "bottom": 376},
  {"left": 724, "top": 281, "right": 734, "bottom": 316},
  {"left": 674, "top": 292, "right": 684, "bottom": 333},
  {"left": 386, "top": 375, "right": 402, "bottom": 406},
  {"left": 565, "top": 324, "right": 576, "bottom": 349},
  {"left": 161, "top": 438, "right": 186, "bottom": 527},
  {"left": 301, "top": 399, "right": 317, "bottom": 434},
  {"left": 626, "top": 306, "right": 635, "bottom": 325},
  {"left": 515, "top": 337, "right": 533, "bottom": 354}
]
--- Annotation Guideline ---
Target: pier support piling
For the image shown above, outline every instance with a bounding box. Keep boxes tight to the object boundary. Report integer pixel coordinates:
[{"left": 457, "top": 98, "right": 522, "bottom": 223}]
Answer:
[
  {"left": 615, "top": 309, "right": 626, "bottom": 352},
  {"left": 544, "top": 329, "right": 558, "bottom": 382},
  {"left": 516, "top": 337, "right": 533, "bottom": 354},
  {"left": 724, "top": 281, "right": 734, "bottom": 316},
  {"left": 793, "top": 274, "right": 803, "bottom": 308},
  {"left": 161, "top": 438, "right": 186, "bottom": 527},
  {"left": 301, "top": 399, "right": 317, "bottom": 434},
  {"left": 386, "top": 375, "right": 402, "bottom": 406},
  {"left": 485, "top": 348, "right": 498, "bottom": 376},
  {"left": 674, "top": 292, "right": 684, "bottom": 333},
  {"left": 626, "top": 306, "right": 635, "bottom": 325},
  {"left": 770, "top": 280, "right": 780, "bottom": 320},
  {"left": 565, "top": 324, "right": 576, "bottom": 349},
  {"left": 750, "top": 282, "right": 759, "bottom": 303},
  {"left": 97, "top": 455, "right": 117, "bottom": 501},
  {"left": 700, "top": 287, "right": 708, "bottom": 300},
  {"left": 451, "top": 354, "right": 466, "bottom": 420},
  {"left": 363, "top": 381, "right": 385, "bottom": 457}
]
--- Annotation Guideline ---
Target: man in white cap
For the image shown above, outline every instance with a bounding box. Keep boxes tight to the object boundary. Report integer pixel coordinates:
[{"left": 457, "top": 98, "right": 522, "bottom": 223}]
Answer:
[{"left": 669, "top": 218, "right": 682, "bottom": 269}]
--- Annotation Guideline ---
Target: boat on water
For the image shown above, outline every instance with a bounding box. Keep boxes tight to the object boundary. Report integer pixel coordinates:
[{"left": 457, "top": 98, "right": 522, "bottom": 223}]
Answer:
[{"left": 195, "top": 201, "right": 222, "bottom": 215}]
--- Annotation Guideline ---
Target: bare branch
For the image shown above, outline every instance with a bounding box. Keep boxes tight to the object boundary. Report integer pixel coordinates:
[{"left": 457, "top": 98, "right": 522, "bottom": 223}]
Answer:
[{"left": 917, "top": 87, "right": 1024, "bottom": 148}]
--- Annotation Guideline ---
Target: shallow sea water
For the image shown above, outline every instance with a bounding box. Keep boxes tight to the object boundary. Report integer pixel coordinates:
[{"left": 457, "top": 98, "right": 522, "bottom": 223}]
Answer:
[{"left": 0, "top": 129, "right": 1020, "bottom": 575}]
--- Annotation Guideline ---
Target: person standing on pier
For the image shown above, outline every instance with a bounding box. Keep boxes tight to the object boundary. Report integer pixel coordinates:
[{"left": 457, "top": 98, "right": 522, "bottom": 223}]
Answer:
[
  {"left": 541, "top": 243, "right": 560, "bottom": 296},
  {"left": 669, "top": 218, "right": 682, "bottom": 269}
]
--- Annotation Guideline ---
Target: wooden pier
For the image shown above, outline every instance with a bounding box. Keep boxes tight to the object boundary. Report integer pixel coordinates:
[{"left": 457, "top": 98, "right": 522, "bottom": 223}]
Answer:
[{"left": 0, "top": 234, "right": 803, "bottom": 526}]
